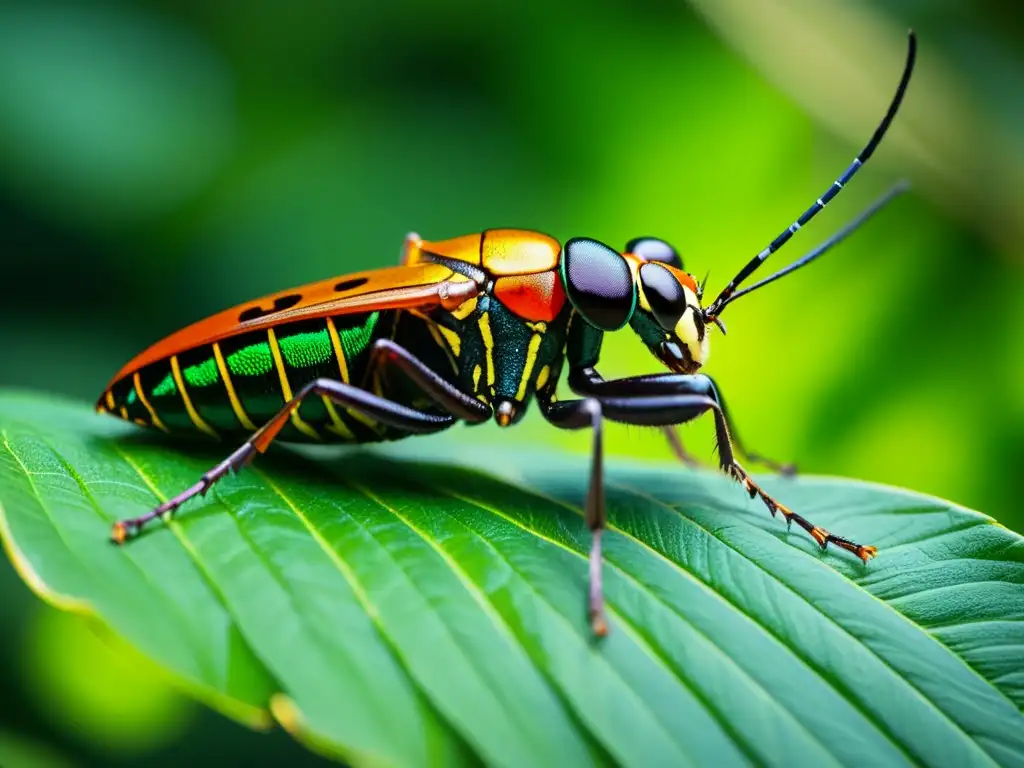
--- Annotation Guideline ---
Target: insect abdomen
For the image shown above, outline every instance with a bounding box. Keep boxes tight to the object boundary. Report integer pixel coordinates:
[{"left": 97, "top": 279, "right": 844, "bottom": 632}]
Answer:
[{"left": 98, "top": 312, "right": 394, "bottom": 443}]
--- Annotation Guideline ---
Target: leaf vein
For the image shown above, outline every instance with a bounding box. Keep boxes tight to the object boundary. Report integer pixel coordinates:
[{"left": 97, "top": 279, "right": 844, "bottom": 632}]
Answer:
[
  {"left": 427, "top": 481, "right": 836, "bottom": 768},
  {"left": 612, "top": 481, "right": 1005, "bottom": 766},
  {"left": 344, "top": 479, "right": 601, "bottom": 766},
  {"left": 439, "top": 465, "right": 920, "bottom": 764},
  {"left": 250, "top": 468, "right": 472, "bottom": 766}
]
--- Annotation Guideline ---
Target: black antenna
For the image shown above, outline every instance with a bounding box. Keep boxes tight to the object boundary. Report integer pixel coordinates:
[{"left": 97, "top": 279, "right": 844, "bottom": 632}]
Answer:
[
  {"left": 705, "top": 30, "right": 916, "bottom": 320},
  {"left": 711, "top": 180, "right": 909, "bottom": 313}
]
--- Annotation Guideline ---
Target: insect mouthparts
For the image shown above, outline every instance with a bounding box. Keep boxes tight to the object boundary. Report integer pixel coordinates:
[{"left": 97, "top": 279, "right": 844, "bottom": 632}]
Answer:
[{"left": 703, "top": 311, "right": 727, "bottom": 335}]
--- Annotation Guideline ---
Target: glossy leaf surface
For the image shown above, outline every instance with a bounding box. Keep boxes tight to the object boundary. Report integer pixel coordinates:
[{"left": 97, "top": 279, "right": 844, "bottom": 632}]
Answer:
[{"left": 0, "top": 391, "right": 1021, "bottom": 767}]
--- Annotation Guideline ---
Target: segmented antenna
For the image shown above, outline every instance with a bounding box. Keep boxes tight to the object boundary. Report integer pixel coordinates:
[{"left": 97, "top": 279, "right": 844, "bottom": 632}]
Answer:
[
  {"left": 711, "top": 180, "right": 909, "bottom": 313},
  {"left": 705, "top": 30, "right": 917, "bottom": 319}
]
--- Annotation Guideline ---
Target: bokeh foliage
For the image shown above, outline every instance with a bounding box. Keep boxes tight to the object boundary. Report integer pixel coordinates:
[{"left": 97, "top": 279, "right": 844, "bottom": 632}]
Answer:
[{"left": 1, "top": 0, "right": 1021, "bottom": 763}]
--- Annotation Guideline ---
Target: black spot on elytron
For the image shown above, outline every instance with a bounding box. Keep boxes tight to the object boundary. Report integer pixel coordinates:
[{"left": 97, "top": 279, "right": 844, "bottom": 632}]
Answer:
[
  {"left": 274, "top": 294, "right": 302, "bottom": 310},
  {"left": 238, "top": 293, "right": 302, "bottom": 322},
  {"left": 626, "top": 237, "right": 683, "bottom": 270},
  {"left": 562, "top": 237, "right": 636, "bottom": 331},
  {"left": 640, "top": 262, "right": 687, "bottom": 331},
  {"left": 335, "top": 277, "right": 369, "bottom": 293}
]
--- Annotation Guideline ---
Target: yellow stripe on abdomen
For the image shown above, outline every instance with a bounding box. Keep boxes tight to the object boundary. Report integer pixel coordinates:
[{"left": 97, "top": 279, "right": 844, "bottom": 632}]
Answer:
[
  {"left": 267, "top": 328, "right": 321, "bottom": 441},
  {"left": 133, "top": 371, "right": 169, "bottom": 433},
  {"left": 324, "top": 315, "right": 381, "bottom": 434},
  {"left": 170, "top": 356, "right": 219, "bottom": 439},
  {"left": 325, "top": 317, "right": 350, "bottom": 384},
  {"left": 213, "top": 342, "right": 258, "bottom": 431},
  {"left": 321, "top": 396, "right": 357, "bottom": 440}
]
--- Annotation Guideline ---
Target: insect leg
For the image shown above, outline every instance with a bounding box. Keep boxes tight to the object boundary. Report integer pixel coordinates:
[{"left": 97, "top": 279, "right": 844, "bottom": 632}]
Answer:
[
  {"left": 110, "top": 377, "right": 456, "bottom": 544},
  {"left": 370, "top": 339, "right": 491, "bottom": 423},
  {"left": 709, "top": 381, "right": 796, "bottom": 476},
  {"left": 660, "top": 427, "right": 708, "bottom": 469},
  {"left": 552, "top": 385, "right": 876, "bottom": 564},
  {"left": 537, "top": 394, "right": 608, "bottom": 637},
  {"left": 569, "top": 367, "right": 795, "bottom": 474}
]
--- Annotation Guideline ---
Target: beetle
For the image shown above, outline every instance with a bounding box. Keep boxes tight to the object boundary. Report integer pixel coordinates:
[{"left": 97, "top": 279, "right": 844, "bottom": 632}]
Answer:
[{"left": 99, "top": 32, "right": 916, "bottom": 636}]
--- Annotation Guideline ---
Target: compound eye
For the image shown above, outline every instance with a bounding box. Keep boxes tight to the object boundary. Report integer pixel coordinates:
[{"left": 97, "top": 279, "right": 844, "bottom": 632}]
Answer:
[
  {"left": 625, "top": 237, "right": 682, "bottom": 270},
  {"left": 639, "top": 262, "right": 686, "bottom": 331},
  {"left": 562, "top": 237, "right": 637, "bottom": 331}
]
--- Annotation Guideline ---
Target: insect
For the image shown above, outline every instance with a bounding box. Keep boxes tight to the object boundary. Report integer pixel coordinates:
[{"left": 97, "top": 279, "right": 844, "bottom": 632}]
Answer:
[{"left": 99, "top": 32, "right": 916, "bottom": 636}]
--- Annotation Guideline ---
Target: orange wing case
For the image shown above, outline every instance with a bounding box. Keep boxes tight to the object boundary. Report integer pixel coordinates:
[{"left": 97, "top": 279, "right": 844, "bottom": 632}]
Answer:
[{"left": 104, "top": 262, "right": 476, "bottom": 389}]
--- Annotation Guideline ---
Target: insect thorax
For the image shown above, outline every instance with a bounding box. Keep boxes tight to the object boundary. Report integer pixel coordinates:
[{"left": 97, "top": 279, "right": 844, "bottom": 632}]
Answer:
[{"left": 413, "top": 289, "right": 572, "bottom": 427}]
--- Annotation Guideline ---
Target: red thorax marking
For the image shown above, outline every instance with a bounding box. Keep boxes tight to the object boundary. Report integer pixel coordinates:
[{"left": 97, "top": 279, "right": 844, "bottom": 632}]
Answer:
[{"left": 493, "top": 269, "right": 566, "bottom": 322}]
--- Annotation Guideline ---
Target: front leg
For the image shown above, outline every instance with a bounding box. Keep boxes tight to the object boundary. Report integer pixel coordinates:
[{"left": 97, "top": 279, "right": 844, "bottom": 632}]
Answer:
[
  {"left": 569, "top": 367, "right": 796, "bottom": 475},
  {"left": 545, "top": 380, "right": 876, "bottom": 564}
]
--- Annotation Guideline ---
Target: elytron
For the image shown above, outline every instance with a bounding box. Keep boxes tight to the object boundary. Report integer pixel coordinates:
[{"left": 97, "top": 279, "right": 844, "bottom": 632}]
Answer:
[{"left": 100, "top": 33, "right": 917, "bottom": 636}]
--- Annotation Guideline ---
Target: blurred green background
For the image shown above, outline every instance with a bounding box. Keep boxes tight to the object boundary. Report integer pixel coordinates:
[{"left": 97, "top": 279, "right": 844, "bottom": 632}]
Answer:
[{"left": 1, "top": 0, "right": 1021, "bottom": 764}]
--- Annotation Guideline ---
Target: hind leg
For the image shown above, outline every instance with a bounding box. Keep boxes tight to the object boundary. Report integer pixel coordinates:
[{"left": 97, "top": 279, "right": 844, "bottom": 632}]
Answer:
[{"left": 112, "top": 340, "right": 491, "bottom": 543}]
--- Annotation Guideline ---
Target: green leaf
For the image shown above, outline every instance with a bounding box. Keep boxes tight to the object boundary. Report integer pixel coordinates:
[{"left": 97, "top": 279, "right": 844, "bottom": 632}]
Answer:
[{"left": 1, "top": 390, "right": 1022, "bottom": 767}]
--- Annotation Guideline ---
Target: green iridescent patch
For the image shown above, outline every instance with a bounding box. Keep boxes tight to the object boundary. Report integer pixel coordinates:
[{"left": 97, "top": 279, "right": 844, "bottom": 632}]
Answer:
[
  {"left": 151, "top": 373, "right": 177, "bottom": 398},
  {"left": 183, "top": 357, "right": 219, "bottom": 389},
  {"left": 279, "top": 328, "right": 333, "bottom": 369},
  {"left": 339, "top": 312, "right": 379, "bottom": 360},
  {"left": 227, "top": 342, "right": 273, "bottom": 377}
]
